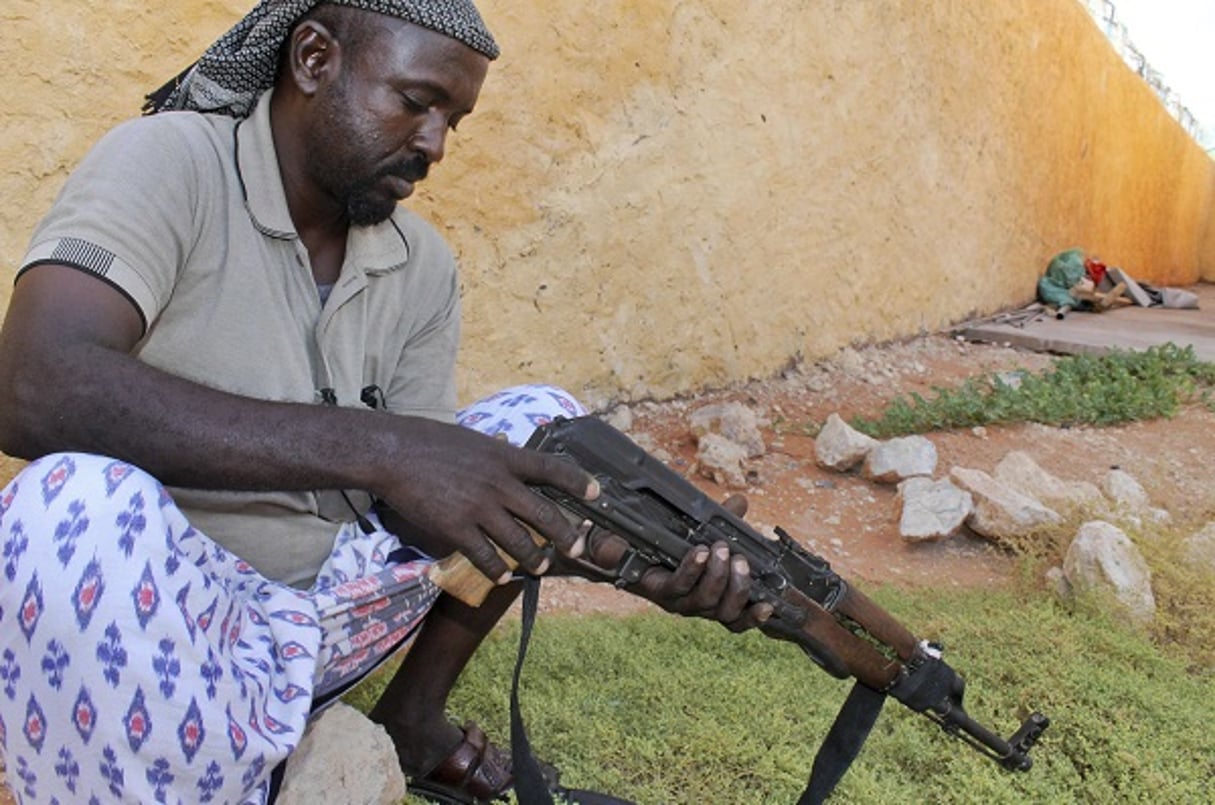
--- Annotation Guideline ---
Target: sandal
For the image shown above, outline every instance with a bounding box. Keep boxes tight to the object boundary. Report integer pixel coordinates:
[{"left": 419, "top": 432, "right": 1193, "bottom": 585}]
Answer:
[{"left": 407, "top": 721, "right": 559, "bottom": 805}]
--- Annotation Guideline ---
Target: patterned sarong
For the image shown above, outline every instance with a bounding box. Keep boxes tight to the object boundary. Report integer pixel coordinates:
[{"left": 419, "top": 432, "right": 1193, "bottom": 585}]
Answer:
[{"left": 0, "top": 384, "right": 585, "bottom": 803}]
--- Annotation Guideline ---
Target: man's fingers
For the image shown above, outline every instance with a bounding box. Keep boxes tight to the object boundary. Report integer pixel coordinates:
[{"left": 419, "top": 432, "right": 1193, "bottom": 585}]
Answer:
[
  {"left": 723, "top": 602, "right": 774, "bottom": 633},
  {"left": 682, "top": 544, "right": 731, "bottom": 611},
  {"left": 585, "top": 525, "right": 629, "bottom": 568},
  {"left": 721, "top": 493, "right": 749, "bottom": 518},
  {"left": 457, "top": 529, "right": 513, "bottom": 585},
  {"left": 518, "top": 448, "right": 598, "bottom": 502},
  {"left": 635, "top": 545, "right": 706, "bottom": 601},
  {"left": 508, "top": 448, "right": 598, "bottom": 559},
  {"left": 712, "top": 556, "right": 752, "bottom": 624},
  {"left": 480, "top": 510, "right": 550, "bottom": 575}
]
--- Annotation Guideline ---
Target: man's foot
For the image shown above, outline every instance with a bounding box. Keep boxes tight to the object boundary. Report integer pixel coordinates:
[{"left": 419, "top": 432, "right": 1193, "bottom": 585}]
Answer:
[{"left": 390, "top": 720, "right": 559, "bottom": 805}]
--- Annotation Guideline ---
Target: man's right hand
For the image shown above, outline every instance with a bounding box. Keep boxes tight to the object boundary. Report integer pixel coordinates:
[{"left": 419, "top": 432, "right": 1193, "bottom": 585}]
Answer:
[{"left": 372, "top": 418, "right": 599, "bottom": 584}]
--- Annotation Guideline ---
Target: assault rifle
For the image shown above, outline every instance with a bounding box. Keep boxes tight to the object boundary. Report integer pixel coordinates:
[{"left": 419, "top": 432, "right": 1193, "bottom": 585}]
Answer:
[{"left": 430, "top": 415, "right": 1048, "bottom": 801}]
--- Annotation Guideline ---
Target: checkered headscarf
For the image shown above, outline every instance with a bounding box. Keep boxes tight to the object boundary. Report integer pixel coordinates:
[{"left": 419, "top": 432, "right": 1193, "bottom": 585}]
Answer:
[{"left": 144, "top": 0, "right": 498, "bottom": 118}]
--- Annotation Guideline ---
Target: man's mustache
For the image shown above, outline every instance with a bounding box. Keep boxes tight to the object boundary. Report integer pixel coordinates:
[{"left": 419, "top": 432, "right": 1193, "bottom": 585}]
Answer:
[{"left": 384, "top": 155, "right": 430, "bottom": 183}]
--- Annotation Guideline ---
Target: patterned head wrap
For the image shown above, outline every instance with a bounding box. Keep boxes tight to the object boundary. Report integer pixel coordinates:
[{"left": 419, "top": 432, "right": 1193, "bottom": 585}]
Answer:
[{"left": 144, "top": 0, "right": 498, "bottom": 118}]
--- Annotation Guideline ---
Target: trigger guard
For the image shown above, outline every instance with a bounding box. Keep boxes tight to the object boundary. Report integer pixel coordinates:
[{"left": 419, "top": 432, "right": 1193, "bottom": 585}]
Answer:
[{"left": 615, "top": 550, "right": 655, "bottom": 586}]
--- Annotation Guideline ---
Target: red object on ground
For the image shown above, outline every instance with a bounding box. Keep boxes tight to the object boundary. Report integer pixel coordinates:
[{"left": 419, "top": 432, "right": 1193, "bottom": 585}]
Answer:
[{"left": 1084, "top": 256, "right": 1107, "bottom": 286}]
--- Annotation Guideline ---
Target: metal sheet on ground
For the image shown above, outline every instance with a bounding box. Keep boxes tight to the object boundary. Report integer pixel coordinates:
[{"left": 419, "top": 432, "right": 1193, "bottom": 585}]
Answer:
[{"left": 957, "top": 283, "right": 1215, "bottom": 362}]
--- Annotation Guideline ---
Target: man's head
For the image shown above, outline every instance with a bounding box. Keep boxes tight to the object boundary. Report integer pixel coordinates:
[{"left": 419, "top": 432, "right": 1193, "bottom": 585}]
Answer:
[
  {"left": 146, "top": 1, "right": 498, "bottom": 228},
  {"left": 146, "top": 0, "right": 498, "bottom": 117},
  {"left": 281, "top": 5, "right": 490, "bottom": 225}
]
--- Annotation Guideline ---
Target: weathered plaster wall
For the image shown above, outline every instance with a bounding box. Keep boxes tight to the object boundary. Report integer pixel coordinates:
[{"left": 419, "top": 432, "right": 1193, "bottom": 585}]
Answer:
[{"left": 3, "top": 0, "right": 1213, "bottom": 422}]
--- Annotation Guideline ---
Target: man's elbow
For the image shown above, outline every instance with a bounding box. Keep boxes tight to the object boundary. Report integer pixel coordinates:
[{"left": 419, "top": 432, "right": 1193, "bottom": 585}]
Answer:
[{"left": 0, "top": 368, "right": 59, "bottom": 460}]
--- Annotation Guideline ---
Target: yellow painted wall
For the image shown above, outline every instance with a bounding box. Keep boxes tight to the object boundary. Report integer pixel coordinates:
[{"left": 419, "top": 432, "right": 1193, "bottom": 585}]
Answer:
[{"left": 3, "top": 0, "right": 1213, "bottom": 430}]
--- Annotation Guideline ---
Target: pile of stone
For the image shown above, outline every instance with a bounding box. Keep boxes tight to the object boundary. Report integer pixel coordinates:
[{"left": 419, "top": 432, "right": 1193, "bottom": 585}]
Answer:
[{"left": 814, "top": 413, "right": 1215, "bottom": 627}]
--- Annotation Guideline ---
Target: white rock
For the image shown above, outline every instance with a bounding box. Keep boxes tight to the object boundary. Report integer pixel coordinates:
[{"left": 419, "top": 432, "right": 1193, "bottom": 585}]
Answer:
[
  {"left": 689, "top": 402, "right": 766, "bottom": 458},
  {"left": 1045, "top": 566, "right": 1071, "bottom": 599},
  {"left": 278, "top": 703, "right": 406, "bottom": 805},
  {"left": 602, "top": 405, "right": 634, "bottom": 432},
  {"left": 814, "top": 413, "right": 878, "bottom": 472},
  {"left": 1101, "top": 469, "right": 1151, "bottom": 511},
  {"left": 1182, "top": 522, "right": 1215, "bottom": 570},
  {"left": 993, "top": 451, "right": 1105, "bottom": 516},
  {"left": 864, "top": 435, "right": 937, "bottom": 484},
  {"left": 897, "top": 477, "right": 974, "bottom": 542},
  {"left": 950, "top": 466, "right": 1063, "bottom": 541},
  {"left": 1062, "top": 521, "right": 1156, "bottom": 624},
  {"left": 696, "top": 433, "right": 749, "bottom": 488}
]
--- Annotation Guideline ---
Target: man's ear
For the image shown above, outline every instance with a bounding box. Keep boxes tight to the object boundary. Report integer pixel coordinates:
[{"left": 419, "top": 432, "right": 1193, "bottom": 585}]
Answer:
[{"left": 286, "top": 20, "right": 342, "bottom": 97}]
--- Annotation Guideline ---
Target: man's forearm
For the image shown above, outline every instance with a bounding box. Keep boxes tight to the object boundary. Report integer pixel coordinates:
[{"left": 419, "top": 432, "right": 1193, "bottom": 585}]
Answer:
[
  {"left": 0, "top": 264, "right": 393, "bottom": 494},
  {"left": 0, "top": 336, "right": 398, "bottom": 496}
]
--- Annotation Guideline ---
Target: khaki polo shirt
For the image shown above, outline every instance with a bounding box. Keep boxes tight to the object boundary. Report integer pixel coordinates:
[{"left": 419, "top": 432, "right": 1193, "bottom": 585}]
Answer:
[{"left": 21, "top": 91, "right": 461, "bottom": 587}]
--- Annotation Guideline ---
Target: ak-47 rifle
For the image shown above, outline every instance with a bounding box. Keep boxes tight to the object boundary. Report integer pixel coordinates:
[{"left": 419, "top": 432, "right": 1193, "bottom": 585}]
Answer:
[{"left": 429, "top": 415, "right": 1048, "bottom": 801}]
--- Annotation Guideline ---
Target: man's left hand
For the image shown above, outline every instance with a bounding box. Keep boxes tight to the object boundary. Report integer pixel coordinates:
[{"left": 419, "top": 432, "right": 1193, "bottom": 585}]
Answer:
[{"left": 580, "top": 493, "right": 773, "bottom": 632}]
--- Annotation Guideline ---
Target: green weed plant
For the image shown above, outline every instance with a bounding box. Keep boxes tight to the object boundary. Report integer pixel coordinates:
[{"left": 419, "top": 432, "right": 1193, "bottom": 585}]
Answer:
[{"left": 850, "top": 343, "right": 1215, "bottom": 438}]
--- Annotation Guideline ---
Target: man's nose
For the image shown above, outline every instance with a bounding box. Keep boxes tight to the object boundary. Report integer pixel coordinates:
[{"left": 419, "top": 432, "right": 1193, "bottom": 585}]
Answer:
[{"left": 410, "top": 112, "right": 448, "bottom": 165}]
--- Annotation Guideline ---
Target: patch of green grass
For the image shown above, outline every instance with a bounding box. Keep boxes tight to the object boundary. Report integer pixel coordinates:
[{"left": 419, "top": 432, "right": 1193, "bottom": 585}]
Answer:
[
  {"left": 849, "top": 343, "right": 1215, "bottom": 438},
  {"left": 346, "top": 586, "right": 1215, "bottom": 804}
]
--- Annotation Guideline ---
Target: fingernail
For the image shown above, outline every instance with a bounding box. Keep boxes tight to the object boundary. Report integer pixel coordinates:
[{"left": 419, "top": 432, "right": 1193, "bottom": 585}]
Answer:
[
  {"left": 586, "top": 478, "right": 601, "bottom": 499},
  {"left": 536, "top": 557, "right": 551, "bottom": 575},
  {"left": 496, "top": 571, "right": 513, "bottom": 585},
  {"left": 732, "top": 556, "right": 748, "bottom": 574},
  {"left": 716, "top": 546, "right": 730, "bottom": 562},
  {"left": 570, "top": 535, "right": 585, "bottom": 558},
  {"left": 694, "top": 547, "right": 709, "bottom": 564},
  {"left": 758, "top": 604, "right": 773, "bottom": 623}
]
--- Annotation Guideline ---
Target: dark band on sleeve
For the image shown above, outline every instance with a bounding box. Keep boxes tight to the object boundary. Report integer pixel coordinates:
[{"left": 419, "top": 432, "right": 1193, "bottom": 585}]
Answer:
[{"left": 16, "top": 260, "right": 149, "bottom": 336}]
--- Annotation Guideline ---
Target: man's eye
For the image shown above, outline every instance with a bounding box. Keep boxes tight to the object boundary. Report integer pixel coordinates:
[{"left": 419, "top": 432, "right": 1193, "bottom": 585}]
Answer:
[{"left": 402, "top": 95, "right": 428, "bottom": 113}]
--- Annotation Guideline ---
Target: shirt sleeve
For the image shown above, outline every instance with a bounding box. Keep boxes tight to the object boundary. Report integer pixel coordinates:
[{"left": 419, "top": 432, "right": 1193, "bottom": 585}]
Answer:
[
  {"left": 381, "top": 216, "right": 462, "bottom": 423},
  {"left": 18, "top": 114, "right": 214, "bottom": 332},
  {"left": 384, "top": 264, "right": 461, "bottom": 423}
]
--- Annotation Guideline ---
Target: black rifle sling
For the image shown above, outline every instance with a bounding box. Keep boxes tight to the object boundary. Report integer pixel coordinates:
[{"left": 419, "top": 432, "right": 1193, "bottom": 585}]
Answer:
[
  {"left": 510, "top": 574, "right": 636, "bottom": 805},
  {"left": 798, "top": 681, "right": 887, "bottom": 805},
  {"left": 510, "top": 574, "right": 557, "bottom": 805}
]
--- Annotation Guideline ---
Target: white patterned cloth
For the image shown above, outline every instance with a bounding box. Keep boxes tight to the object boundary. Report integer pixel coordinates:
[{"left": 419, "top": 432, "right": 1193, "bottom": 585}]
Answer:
[{"left": 0, "top": 384, "right": 585, "bottom": 803}]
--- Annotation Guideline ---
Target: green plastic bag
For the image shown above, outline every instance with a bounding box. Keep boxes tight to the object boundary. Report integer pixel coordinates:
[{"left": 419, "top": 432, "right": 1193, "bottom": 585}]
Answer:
[{"left": 1037, "top": 248, "right": 1085, "bottom": 307}]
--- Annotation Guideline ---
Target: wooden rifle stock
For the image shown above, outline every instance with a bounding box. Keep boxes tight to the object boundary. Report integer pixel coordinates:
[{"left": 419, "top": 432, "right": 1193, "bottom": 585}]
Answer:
[{"left": 428, "top": 551, "right": 505, "bottom": 607}]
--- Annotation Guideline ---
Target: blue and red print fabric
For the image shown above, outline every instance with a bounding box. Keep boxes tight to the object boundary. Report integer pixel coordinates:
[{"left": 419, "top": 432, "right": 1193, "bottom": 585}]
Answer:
[
  {"left": 2, "top": 453, "right": 324, "bottom": 803},
  {"left": 0, "top": 384, "right": 586, "bottom": 803}
]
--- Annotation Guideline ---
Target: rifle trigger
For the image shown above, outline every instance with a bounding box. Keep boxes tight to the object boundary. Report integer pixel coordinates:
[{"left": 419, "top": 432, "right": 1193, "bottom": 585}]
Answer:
[{"left": 615, "top": 551, "right": 652, "bottom": 587}]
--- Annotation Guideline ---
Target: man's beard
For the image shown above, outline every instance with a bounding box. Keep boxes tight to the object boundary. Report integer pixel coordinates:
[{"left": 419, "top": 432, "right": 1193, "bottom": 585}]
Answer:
[{"left": 344, "top": 154, "right": 431, "bottom": 227}]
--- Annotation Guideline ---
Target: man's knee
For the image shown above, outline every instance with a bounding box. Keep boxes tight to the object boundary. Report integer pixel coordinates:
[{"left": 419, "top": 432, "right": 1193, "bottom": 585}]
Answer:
[
  {"left": 1, "top": 452, "right": 171, "bottom": 571},
  {"left": 6, "top": 452, "right": 163, "bottom": 507},
  {"left": 456, "top": 383, "right": 588, "bottom": 445}
]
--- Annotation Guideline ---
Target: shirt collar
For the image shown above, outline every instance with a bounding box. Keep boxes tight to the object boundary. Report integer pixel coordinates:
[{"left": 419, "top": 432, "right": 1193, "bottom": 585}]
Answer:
[
  {"left": 235, "top": 90, "right": 295, "bottom": 240},
  {"left": 234, "top": 90, "right": 412, "bottom": 273}
]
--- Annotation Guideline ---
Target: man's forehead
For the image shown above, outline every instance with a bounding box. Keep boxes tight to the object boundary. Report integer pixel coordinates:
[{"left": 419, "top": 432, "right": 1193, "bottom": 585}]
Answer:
[
  {"left": 352, "top": 17, "right": 490, "bottom": 99},
  {"left": 356, "top": 15, "right": 492, "bottom": 68}
]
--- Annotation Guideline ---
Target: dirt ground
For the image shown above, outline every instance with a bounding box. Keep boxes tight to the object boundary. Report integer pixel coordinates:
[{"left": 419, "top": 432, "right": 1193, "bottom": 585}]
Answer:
[
  {"left": 4, "top": 333, "right": 1215, "bottom": 802},
  {"left": 529, "top": 333, "right": 1215, "bottom": 617}
]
